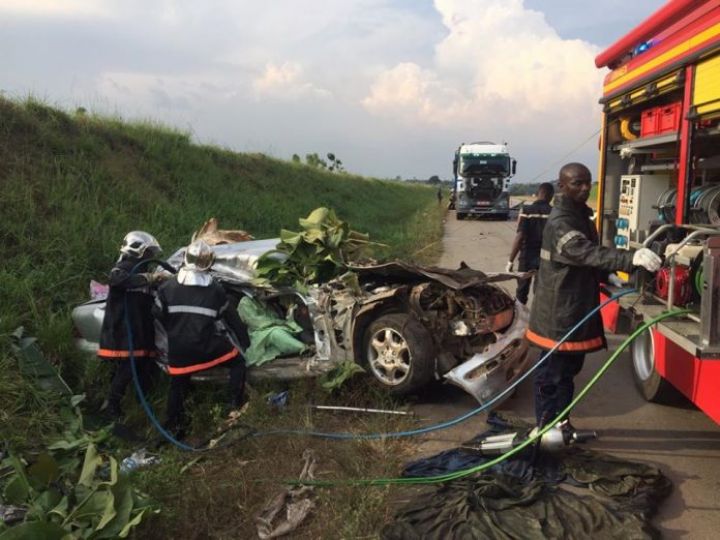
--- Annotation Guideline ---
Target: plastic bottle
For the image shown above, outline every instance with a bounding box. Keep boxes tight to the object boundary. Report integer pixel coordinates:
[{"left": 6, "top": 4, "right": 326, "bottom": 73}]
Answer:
[
  {"left": 120, "top": 456, "right": 139, "bottom": 474},
  {"left": 120, "top": 449, "right": 160, "bottom": 474}
]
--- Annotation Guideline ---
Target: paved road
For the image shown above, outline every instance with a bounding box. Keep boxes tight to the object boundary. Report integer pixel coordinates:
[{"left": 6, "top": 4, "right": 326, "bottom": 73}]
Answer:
[{"left": 412, "top": 213, "right": 720, "bottom": 539}]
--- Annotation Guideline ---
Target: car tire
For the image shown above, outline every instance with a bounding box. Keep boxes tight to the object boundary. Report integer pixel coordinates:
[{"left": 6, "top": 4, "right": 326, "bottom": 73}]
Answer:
[
  {"left": 456, "top": 212, "right": 466, "bottom": 221},
  {"left": 362, "top": 313, "right": 435, "bottom": 395},
  {"left": 630, "top": 326, "right": 680, "bottom": 403}
]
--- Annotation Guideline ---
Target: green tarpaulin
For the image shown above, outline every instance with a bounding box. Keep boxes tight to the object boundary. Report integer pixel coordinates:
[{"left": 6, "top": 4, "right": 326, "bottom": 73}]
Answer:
[{"left": 237, "top": 296, "right": 307, "bottom": 366}]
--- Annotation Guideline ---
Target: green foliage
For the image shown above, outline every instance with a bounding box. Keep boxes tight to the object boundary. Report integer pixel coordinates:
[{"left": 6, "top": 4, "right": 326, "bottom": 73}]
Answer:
[
  {"left": 304, "top": 152, "right": 327, "bottom": 169},
  {"left": 254, "top": 207, "right": 384, "bottom": 289},
  {"left": 0, "top": 399, "right": 155, "bottom": 539},
  {"left": 319, "top": 361, "right": 365, "bottom": 392},
  {"left": 326, "top": 153, "right": 343, "bottom": 172}
]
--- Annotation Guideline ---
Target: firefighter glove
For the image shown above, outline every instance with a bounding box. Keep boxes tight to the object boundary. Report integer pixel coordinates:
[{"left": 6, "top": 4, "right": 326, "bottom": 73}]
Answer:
[
  {"left": 505, "top": 261, "right": 514, "bottom": 272},
  {"left": 632, "top": 248, "right": 662, "bottom": 272}
]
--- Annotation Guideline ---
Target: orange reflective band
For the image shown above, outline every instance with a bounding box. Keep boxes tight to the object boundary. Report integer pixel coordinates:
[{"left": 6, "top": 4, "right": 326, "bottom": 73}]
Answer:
[
  {"left": 167, "top": 349, "right": 239, "bottom": 375},
  {"left": 525, "top": 330, "right": 604, "bottom": 352},
  {"left": 97, "top": 349, "right": 156, "bottom": 358}
]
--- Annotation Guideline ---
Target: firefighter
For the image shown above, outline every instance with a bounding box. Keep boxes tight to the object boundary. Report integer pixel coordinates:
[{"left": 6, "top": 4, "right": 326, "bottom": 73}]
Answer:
[
  {"left": 527, "top": 163, "right": 662, "bottom": 433},
  {"left": 153, "top": 240, "right": 249, "bottom": 439},
  {"left": 98, "top": 231, "right": 163, "bottom": 420},
  {"left": 506, "top": 181, "right": 555, "bottom": 304}
]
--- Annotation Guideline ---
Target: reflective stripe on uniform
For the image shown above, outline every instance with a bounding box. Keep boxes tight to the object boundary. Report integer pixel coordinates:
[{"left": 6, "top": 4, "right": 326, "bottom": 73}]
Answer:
[
  {"left": 525, "top": 329, "right": 604, "bottom": 352},
  {"left": 540, "top": 249, "right": 552, "bottom": 261},
  {"left": 97, "top": 349, "right": 156, "bottom": 358},
  {"left": 556, "top": 230, "right": 585, "bottom": 255},
  {"left": 167, "top": 348, "right": 239, "bottom": 375},
  {"left": 519, "top": 214, "right": 550, "bottom": 219},
  {"left": 167, "top": 305, "right": 218, "bottom": 317}
]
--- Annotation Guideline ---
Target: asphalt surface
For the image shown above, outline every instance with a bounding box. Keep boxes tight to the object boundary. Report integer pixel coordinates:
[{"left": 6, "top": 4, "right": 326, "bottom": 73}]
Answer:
[{"left": 410, "top": 211, "right": 720, "bottom": 538}]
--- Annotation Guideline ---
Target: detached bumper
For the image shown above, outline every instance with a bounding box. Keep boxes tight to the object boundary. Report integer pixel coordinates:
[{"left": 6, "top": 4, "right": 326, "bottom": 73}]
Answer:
[{"left": 444, "top": 301, "right": 530, "bottom": 403}]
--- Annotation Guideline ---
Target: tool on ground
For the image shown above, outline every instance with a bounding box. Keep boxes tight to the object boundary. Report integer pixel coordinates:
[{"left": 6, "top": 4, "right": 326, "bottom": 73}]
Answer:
[{"left": 460, "top": 421, "right": 597, "bottom": 455}]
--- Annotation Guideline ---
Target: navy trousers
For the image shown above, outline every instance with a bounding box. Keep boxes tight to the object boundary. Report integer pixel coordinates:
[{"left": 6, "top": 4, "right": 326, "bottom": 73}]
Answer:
[
  {"left": 165, "top": 355, "right": 246, "bottom": 432},
  {"left": 534, "top": 351, "right": 585, "bottom": 426},
  {"left": 516, "top": 253, "right": 540, "bottom": 305}
]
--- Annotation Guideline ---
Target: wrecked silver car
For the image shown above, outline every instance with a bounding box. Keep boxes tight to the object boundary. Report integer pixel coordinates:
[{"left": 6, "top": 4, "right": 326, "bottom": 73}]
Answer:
[{"left": 72, "top": 239, "right": 530, "bottom": 403}]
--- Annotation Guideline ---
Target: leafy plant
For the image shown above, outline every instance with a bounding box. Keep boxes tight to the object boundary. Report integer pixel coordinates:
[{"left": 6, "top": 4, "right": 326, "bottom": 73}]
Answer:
[
  {"left": 254, "top": 207, "right": 383, "bottom": 290},
  {"left": 0, "top": 402, "right": 155, "bottom": 539}
]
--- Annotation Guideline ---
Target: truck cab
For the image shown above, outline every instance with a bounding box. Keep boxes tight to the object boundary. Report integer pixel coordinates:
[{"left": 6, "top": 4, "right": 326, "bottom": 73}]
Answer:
[{"left": 453, "top": 142, "right": 517, "bottom": 220}]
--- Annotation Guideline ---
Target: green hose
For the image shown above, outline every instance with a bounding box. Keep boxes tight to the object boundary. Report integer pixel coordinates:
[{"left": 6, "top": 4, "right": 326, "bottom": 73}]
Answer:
[{"left": 289, "top": 308, "right": 690, "bottom": 487}]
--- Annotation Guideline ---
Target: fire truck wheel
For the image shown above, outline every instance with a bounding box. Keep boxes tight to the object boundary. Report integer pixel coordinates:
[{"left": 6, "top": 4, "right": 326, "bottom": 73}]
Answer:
[
  {"left": 630, "top": 326, "right": 681, "bottom": 404},
  {"left": 362, "top": 313, "right": 435, "bottom": 395}
]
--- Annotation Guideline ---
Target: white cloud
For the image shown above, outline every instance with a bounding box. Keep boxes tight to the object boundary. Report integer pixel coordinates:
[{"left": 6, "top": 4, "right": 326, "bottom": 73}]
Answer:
[
  {"left": 0, "top": 0, "right": 613, "bottom": 178},
  {"left": 252, "top": 62, "right": 331, "bottom": 101},
  {"left": 363, "top": 0, "right": 603, "bottom": 130}
]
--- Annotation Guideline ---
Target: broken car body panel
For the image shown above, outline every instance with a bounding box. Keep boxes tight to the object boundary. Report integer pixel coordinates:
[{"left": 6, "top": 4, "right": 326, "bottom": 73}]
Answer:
[{"left": 443, "top": 301, "right": 530, "bottom": 403}]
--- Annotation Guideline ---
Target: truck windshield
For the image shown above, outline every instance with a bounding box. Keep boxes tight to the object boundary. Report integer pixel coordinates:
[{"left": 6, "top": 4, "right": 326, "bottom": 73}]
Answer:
[{"left": 459, "top": 154, "right": 509, "bottom": 176}]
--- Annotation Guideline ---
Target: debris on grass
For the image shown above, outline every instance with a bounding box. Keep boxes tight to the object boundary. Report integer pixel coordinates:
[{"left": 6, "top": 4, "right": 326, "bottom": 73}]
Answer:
[
  {"left": 319, "top": 361, "right": 365, "bottom": 392},
  {"left": 311, "top": 405, "right": 412, "bottom": 416},
  {"left": 120, "top": 449, "right": 162, "bottom": 474},
  {"left": 266, "top": 390, "right": 289, "bottom": 409},
  {"left": 256, "top": 449, "right": 318, "bottom": 539},
  {"left": 0, "top": 505, "right": 26, "bottom": 525}
]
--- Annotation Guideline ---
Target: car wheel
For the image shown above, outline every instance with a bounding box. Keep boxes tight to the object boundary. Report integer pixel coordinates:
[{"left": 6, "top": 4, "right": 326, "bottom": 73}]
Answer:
[
  {"left": 456, "top": 212, "right": 466, "bottom": 220},
  {"left": 631, "top": 327, "right": 679, "bottom": 403},
  {"left": 362, "top": 313, "right": 435, "bottom": 395}
]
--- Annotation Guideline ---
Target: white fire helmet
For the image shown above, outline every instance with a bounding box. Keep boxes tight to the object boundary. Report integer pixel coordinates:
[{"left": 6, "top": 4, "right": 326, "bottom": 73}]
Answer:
[
  {"left": 120, "top": 231, "right": 161, "bottom": 259},
  {"left": 183, "top": 240, "right": 215, "bottom": 272}
]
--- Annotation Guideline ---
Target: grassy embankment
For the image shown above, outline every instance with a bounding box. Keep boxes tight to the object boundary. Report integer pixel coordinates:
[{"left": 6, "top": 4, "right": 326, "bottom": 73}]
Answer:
[{"left": 0, "top": 97, "right": 446, "bottom": 537}]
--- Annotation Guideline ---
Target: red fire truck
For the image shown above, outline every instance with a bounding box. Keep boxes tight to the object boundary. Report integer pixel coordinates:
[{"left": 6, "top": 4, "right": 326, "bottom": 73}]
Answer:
[{"left": 595, "top": 0, "right": 720, "bottom": 423}]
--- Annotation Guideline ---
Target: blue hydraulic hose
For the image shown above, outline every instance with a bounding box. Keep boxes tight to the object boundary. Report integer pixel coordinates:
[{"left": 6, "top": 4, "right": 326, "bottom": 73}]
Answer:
[{"left": 258, "top": 288, "right": 636, "bottom": 440}]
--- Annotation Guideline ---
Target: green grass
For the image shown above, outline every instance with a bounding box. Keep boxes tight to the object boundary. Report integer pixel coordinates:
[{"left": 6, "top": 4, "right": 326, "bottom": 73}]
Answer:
[{"left": 0, "top": 96, "right": 446, "bottom": 537}]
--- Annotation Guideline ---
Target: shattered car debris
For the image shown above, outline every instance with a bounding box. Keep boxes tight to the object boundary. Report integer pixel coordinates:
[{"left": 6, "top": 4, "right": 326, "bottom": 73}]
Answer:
[{"left": 72, "top": 239, "right": 531, "bottom": 402}]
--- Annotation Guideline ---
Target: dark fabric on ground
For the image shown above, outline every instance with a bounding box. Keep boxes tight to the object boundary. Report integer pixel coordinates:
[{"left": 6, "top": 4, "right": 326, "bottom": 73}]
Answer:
[{"left": 386, "top": 414, "right": 671, "bottom": 540}]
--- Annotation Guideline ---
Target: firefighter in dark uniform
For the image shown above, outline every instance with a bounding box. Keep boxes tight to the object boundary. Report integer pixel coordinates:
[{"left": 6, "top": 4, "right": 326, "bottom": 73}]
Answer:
[
  {"left": 98, "top": 231, "right": 163, "bottom": 420},
  {"left": 527, "top": 163, "right": 662, "bottom": 433},
  {"left": 506, "top": 182, "right": 554, "bottom": 304},
  {"left": 153, "top": 240, "right": 249, "bottom": 438}
]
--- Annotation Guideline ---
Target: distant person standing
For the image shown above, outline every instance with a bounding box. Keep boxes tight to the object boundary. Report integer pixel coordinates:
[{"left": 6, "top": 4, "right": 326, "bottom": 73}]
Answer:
[
  {"left": 437, "top": 186, "right": 443, "bottom": 205},
  {"left": 505, "top": 182, "right": 554, "bottom": 304}
]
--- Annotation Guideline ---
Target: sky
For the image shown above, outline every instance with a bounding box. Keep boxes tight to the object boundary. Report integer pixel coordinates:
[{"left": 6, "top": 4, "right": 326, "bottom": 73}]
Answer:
[{"left": 0, "top": 0, "right": 665, "bottom": 181}]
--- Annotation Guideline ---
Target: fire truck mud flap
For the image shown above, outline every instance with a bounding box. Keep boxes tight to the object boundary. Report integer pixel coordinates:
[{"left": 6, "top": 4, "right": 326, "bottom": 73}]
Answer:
[{"left": 443, "top": 302, "right": 530, "bottom": 403}]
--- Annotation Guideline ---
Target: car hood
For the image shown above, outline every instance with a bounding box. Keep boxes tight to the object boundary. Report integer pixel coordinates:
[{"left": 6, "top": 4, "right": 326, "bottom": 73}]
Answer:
[{"left": 348, "top": 261, "right": 521, "bottom": 290}]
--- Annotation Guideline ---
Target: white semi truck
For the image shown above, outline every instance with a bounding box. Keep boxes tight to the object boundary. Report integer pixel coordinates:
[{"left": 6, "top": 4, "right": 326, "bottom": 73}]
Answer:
[{"left": 452, "top": 142, "right": 516, "bottom": 220}]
